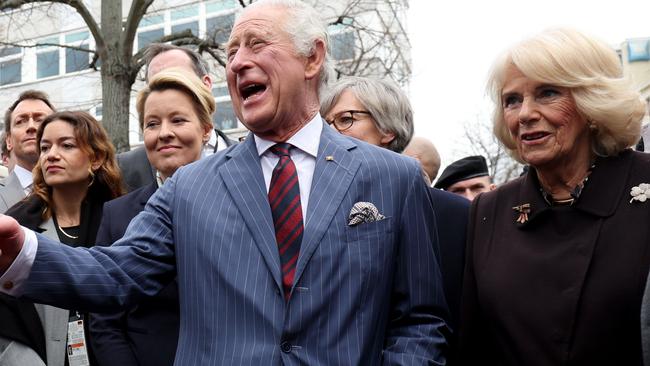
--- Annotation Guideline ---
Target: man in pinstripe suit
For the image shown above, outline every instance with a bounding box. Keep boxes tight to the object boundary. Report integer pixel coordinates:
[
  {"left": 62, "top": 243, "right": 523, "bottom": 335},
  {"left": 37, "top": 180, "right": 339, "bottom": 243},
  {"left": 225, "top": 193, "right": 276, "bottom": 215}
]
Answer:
[{"left": 0, "top": 0, "right": 449, "bottom": 364}]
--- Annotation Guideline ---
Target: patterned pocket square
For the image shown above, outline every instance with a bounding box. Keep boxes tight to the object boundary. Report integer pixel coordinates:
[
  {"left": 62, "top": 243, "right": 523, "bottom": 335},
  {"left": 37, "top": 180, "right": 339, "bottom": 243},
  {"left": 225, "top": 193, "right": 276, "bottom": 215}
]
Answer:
[{"left": 347, "top": 202, "right": 386, "bottom": 226}]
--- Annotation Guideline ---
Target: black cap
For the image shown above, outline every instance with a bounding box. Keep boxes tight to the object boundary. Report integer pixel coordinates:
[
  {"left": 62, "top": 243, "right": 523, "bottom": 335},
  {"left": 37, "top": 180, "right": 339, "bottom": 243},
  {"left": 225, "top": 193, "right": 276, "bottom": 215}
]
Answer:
[{"left": 434, "top": 155, "right": 489, "bottom": 190}]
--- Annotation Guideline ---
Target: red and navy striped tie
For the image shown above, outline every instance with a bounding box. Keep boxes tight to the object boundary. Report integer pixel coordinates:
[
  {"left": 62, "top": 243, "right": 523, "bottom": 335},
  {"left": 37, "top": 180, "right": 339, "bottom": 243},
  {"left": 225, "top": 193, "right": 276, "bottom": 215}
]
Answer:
[{"left": 268, "top": 143, "right": 303, "bottom": 300}]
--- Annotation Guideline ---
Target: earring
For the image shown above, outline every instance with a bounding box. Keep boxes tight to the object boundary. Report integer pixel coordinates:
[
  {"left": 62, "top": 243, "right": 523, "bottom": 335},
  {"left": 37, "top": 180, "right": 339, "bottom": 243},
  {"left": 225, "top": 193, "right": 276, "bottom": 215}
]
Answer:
[
  {"left": 588, "top": 120, "right": 598, "bottom": 131},
  {"left": 88, "top": 168, "right": 95, "bottom": 188}
]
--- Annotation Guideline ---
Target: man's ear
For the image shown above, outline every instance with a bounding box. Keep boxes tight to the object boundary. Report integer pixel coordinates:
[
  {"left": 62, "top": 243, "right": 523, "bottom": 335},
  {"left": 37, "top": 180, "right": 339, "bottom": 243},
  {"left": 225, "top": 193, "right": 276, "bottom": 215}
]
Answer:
[
  {"left": 489, "top": 183, "right": 497, "bottom": 191},
  {"left": 202, "top": 74, "right": 213, "bottom": 90},
  {"left": 304, "top": 39, "right": 326, "bottom": 81},
  {"left": 5, "top": 134, "right": 13, "bottom": 151}
]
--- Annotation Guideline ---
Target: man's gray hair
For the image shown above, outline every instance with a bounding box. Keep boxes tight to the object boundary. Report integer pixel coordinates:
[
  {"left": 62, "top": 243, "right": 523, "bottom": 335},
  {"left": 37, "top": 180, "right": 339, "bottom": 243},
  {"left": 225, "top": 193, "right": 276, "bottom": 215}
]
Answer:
[
  {"left": 320, "top": 76, "right": 414, "bottom": 153},
  {"left": 243, "top": 0, "right": 334, "bottom": 93}
]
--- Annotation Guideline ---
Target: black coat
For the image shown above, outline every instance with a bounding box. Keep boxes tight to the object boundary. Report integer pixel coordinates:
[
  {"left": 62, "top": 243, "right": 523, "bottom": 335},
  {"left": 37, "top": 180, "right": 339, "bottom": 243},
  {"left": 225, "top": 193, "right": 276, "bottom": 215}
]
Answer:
[
  {"left": 459, "top": 150, "right": 650, "bottom": 366},
  {"left": 429, "top": 188, "right": 469, "bottom": 365}
]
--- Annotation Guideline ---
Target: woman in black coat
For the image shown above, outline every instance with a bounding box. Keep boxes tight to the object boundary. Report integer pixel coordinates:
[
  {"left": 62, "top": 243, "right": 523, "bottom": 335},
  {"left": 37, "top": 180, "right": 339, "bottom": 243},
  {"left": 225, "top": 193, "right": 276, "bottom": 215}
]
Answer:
[{"left": 459, "top": 28, "right": 650, "bottom": 365}]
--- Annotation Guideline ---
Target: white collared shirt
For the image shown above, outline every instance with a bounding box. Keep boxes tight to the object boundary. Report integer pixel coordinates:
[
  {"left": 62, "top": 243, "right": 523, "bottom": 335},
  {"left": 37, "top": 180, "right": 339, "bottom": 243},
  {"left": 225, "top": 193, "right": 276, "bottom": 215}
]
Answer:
[
  {"left": 254, "top": 113, "right": 322, "bottom": 220},
  {"left": 13, "top": 164, "right": 33, "bottom": 194},
  {"left": 202, "top": 130, "right": 229, "bottom": 158}
]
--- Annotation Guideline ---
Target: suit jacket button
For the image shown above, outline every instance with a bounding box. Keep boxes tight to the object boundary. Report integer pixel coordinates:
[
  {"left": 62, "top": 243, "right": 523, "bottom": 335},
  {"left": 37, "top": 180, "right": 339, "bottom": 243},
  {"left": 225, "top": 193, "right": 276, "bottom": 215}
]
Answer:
[
  {"left": 280, "top": 341, "right": 292, "bottom": 353},
  {"left": 2, "top": 281, "right": 13, "bottom": 290}
]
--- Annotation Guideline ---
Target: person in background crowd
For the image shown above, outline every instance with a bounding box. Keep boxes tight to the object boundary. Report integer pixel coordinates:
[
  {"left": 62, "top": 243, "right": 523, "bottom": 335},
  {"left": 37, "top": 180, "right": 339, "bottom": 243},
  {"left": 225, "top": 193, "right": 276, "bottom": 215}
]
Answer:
[
  {"left": 0, "top": 91, "right": 55, "bottom": 212},
  {"left": 434, "top": 155, "right": 496, "bottom": 201},
  {"left": 90, "top": 69, "right": 215, "bottom": 366},
  {"left": 403, "top": 136, "right": 441, "bottom": 185},
  {"left": 322, "top": 76, "right": 469, "bottom": 364},
  {"left": 320, "top": 76, "right": 413, "bottom": 152},
  {"left": 460, "top": 28, "right": 650, "bottom": 366},
  {"left": 117, "top": 44, "right": 237, "bottom": 192},
  {"left": 0, "top": 132, "right": 11, "bottom": 179},
  {"left": 0, "top": 0, "right": 448, "bottom": 364},
  {"left": 2, "top": 111, "right": 124, "bottom": 366}
]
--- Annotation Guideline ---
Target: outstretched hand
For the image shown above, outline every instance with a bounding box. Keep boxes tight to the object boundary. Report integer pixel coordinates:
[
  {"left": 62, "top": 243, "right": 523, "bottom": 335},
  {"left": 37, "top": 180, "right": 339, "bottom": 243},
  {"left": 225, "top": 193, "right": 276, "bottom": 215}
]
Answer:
[{"left": 0, "top": 214, "right": 24, "bottom": 275}]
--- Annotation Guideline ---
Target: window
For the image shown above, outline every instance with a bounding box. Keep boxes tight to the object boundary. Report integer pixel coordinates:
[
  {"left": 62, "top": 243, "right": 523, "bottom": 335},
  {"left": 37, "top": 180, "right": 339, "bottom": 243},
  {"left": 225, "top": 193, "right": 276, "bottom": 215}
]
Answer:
[
  {"left": 206, "top": 13, "right": 234, "bottom": 44},
  {"left": 37, "top": 49, "right": 59, "bottom": 79},
  {"left": 628, "top": 39, "right": 650, "bottom": 62},
  {"left": 0, "top": 47, "right": 21, "bottom": 86},
  {"left": 65, "top": 45, "right": 89, "bottom": 73},
  {"left": 212, "top": 85, "right": 229, "bottom": 98},
  {"left": 331, "top": 31, "right": 355, "bottom": 61},
  {"left": 171, "top": 4, "right": 198, "bottom": 21},
  {"left": 214, "top": 101, "right": 238, "bottom": 130},
  {"left": 65, "top": 31, "right": 90, "bottom": 73},
  {"left": 206, "top": 0, "right": 238, "bottom": 13},
  {"left": 36, "top": 37, "right": 60, "bottom": 79},
  {"left": 171, "top": 21, "right": 198, "bottom": 36},
  {"left": 138, "top": 28, "right": 164, "bottom": 50}
]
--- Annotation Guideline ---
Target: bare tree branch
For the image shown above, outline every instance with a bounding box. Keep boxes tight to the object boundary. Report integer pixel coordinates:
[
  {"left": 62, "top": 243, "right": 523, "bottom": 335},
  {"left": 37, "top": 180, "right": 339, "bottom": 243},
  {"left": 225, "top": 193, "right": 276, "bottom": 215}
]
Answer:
[
  {"left": 0, "top": 0, "right": 104, "bottom": 49},
  {"left": 122, "top": 0, "right": 155, "bottom": 60},
  {"left": 0, "top": 40, "right": 95, "bottom": 53}
]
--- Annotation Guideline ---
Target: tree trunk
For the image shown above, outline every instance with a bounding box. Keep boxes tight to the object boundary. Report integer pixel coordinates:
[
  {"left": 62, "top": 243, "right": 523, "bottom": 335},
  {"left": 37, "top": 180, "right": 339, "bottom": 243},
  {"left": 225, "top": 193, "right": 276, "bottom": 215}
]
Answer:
[
  {"left": 101, "top": 67, "right": 132, "bottom": 152},
  {"left": 100, "top": 0, "right": 133, "bottom": 153}
]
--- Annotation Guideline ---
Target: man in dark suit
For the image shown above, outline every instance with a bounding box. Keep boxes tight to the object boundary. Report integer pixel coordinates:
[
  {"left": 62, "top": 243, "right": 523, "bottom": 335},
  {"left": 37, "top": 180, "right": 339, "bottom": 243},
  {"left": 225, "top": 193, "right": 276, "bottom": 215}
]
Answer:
[
  {"left": 0, "top": 1, "right": 449, "bottom": 364},
  {"left": 0, "top": 91, "right": 55, "bottom": 213},
  {"left": 118, "top": 44, "right": 237, "bottom": 191}
]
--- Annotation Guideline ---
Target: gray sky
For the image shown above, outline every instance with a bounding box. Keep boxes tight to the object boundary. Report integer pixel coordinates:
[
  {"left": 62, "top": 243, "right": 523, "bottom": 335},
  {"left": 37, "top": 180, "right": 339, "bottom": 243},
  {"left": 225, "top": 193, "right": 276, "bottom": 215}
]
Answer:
[{"left": 408, "top": 0, "right": 650, "bottom": 170}]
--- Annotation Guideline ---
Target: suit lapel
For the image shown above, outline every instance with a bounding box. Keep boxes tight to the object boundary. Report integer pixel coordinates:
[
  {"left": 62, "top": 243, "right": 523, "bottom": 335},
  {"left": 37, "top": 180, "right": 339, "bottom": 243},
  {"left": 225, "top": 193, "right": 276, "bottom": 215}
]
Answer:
[
  {"left": 219, "top": 135, "right": 283, "bottom": 291},
  {"left": 293, "top": 124, "right": 360, "bottom": 288},
  {"left": 3, "top": 172, "right": 26, "bottom": 203}
]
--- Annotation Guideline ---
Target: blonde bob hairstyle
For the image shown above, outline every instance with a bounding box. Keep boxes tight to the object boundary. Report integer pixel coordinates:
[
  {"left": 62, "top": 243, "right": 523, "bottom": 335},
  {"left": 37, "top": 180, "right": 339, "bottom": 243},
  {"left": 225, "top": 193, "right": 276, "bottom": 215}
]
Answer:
[
  {"left": 136, "top": 67, "right": 216, "bottom": 132},
  {"left": 487, "top": 28, "right": 645, "bottom": 162}
]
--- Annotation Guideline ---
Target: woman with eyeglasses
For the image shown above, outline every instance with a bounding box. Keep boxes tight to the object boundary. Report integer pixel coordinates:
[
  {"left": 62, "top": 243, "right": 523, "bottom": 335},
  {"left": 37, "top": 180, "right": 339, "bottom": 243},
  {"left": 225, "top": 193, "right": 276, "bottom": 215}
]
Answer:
[
  {"left": 321, "top": 76, "right": 470, "bottom": 364},
  {"left": 321, "top": 76, "right": 413, "bottom": 153},
  {"left": 3, "top": 110, "right": 125, "bottom": 366}
]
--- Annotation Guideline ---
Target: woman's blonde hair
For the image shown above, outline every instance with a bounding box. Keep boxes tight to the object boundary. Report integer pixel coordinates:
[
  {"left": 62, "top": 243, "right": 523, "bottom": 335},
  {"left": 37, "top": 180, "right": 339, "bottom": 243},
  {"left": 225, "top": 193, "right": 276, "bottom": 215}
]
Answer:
[
  {"left": 136, "top": 68, "right": 216, "bottom": 132},
  {"left": 33, "top": 111, "right": 125, "bottom": 219},
  {"left": 487, "top": 28, "right": 645, "bottom": 161}
]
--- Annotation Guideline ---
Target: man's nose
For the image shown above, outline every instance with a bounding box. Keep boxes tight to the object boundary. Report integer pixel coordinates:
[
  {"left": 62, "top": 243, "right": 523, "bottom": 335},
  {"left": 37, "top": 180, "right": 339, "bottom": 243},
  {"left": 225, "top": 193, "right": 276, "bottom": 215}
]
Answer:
[{"left": 26, "top": 117, "right": 40, "bottom": 130}]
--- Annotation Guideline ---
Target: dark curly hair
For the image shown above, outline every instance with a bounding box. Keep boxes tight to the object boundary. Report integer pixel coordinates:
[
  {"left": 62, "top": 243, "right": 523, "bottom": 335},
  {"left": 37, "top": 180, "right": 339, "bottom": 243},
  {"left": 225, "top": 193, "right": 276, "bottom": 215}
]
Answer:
[{"left": 32, "top": 111, "right": 125, "bottom": 219}]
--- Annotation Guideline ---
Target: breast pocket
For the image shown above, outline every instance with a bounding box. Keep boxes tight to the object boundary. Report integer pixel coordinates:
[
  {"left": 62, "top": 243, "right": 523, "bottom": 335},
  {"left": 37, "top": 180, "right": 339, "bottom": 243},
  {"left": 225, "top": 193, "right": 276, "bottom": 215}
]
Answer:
[{"left": 345, "top": 217, "right": 395, "bottom": 286}]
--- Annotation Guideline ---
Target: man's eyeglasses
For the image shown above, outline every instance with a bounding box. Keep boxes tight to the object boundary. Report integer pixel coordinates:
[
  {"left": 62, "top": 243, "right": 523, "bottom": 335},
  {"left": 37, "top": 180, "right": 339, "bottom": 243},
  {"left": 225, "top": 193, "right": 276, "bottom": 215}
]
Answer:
[{"left": 326, "top": 110, "right": 372, "bottom": 132}]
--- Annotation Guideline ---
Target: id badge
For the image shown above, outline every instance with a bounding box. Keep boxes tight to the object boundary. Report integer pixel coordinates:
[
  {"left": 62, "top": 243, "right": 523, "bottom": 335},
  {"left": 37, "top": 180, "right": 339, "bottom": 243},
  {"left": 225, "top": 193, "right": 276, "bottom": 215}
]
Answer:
[{"left": 67, "top": 312, "right": 90, "bottom": 366}]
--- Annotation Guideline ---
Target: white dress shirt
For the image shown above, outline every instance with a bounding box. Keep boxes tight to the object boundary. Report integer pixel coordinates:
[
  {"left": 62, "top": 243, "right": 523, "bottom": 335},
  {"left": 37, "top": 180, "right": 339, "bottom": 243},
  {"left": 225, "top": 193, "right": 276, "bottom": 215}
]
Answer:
[
  {"left": 0, "top": 114, "right": 324, "bottom": 296},
  {"left": 255, "top": 114, "right": 322, "bottom": 219},
  {"left": 202, "top": 130, "right": 229, "bottom": 158},
  {"left": 13, "top": 164, "right": 34, "bottom": 195}
]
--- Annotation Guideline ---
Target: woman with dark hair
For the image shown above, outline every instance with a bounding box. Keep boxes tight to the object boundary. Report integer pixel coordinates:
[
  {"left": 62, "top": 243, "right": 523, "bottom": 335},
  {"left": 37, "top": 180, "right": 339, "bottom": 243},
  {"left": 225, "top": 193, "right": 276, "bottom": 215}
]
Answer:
[{"left": 2, "top": 110, "right": 124, "bottom": 366}]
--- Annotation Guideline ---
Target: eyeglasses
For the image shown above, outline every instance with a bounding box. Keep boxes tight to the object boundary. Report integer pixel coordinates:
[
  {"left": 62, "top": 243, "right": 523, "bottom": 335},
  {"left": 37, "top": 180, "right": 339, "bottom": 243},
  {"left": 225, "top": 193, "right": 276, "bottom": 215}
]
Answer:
[{"left": 326, "top": 110, "right": 372, "bottom": 132}]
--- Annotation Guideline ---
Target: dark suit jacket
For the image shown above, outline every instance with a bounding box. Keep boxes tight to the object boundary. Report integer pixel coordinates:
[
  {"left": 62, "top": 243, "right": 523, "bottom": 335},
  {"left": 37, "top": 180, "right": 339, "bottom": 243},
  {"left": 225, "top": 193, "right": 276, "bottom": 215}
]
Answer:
[
  {"left": 460, "top": 149, "right": 650, "bottom": 366},
  {"left": 90, "top": 183, "right": 179, "bottom": 366},
  {"left": 23, "top": 124, "right": 449, "bottom": 365},
  {"left": 429, "top": 188, "right": 469, "bottom": 341},
  {"left": 117, "top": 129, "right": 237, "bottom": 192}
]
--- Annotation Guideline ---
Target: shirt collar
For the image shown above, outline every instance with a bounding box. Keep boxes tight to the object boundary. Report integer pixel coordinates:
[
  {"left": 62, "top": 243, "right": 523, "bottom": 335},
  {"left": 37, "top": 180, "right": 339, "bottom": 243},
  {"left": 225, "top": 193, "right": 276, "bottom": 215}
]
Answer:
[
  {"left": 254, "top": 113, "right": 323, "bottom": 158},
  {"left": 13, "top": 164, "right": 33, "bottom": 189}
]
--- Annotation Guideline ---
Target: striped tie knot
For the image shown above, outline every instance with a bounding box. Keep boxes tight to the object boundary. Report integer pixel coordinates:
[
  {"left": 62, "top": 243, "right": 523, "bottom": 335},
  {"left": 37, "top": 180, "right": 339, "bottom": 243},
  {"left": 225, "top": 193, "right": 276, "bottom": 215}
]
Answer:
[{"left": 270, "top": 143, "right": 292, "bottom": 157}]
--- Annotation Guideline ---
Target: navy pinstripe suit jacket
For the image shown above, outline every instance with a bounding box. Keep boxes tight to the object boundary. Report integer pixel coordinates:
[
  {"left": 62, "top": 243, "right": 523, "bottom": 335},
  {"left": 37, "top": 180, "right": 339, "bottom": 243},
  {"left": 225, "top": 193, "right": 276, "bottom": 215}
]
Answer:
[{"left": 21, "top": 123, "right": 449, "bottom": 365}]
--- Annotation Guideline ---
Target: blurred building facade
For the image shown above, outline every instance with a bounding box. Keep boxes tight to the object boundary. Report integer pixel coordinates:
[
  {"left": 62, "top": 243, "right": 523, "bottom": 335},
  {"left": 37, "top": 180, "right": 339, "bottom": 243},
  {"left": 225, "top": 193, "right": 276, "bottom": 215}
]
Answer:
[{"left": 0, "top": 0, "right": 410, "bottom": 147}]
